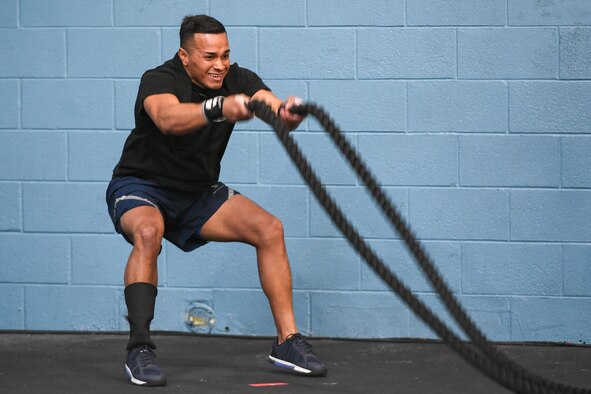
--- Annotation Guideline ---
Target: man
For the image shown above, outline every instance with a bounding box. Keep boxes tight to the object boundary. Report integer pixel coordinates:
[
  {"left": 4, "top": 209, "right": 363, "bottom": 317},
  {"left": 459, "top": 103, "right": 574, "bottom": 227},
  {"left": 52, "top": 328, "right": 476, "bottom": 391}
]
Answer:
[{"left": 106, "top": 14, "right": 327, "bottom": 387}]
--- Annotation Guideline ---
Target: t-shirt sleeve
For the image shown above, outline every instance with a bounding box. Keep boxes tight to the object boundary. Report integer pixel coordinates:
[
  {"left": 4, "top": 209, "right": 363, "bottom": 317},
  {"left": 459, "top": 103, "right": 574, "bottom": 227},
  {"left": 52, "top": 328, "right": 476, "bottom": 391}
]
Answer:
[
  {"left": 134, "top": 69, "right": 180, "bottom": 121},
  {"left": 137, "top": 69, "right": 178, "bottom": 104},
  {"left": 231, "top": 65, "right": 270, "bottom": 96}
]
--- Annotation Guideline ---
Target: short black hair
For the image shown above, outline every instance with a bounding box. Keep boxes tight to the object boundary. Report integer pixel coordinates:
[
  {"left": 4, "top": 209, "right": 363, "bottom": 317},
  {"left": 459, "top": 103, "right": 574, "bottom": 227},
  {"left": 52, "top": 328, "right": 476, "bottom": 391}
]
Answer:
[{"left": 179, "top": 15, "right": 226, "bottom": 49}]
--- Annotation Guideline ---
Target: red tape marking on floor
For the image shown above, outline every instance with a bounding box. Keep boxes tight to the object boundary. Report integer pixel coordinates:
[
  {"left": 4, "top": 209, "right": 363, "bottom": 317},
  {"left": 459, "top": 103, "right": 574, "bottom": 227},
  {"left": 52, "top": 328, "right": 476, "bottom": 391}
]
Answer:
[{"left": 248, "top": 382, "right": 289, "bottom": 387}]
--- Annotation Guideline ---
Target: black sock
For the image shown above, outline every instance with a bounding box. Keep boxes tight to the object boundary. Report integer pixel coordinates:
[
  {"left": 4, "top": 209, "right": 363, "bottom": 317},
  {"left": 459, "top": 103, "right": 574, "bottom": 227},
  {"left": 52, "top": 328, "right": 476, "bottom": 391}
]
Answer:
[{"left": 124, "top": 282, "right": 157, "bottom": 351}]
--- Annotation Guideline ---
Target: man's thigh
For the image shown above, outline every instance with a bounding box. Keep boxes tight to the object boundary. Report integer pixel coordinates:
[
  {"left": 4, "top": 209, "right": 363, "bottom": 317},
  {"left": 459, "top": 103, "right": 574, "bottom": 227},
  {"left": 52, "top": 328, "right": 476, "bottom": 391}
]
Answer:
[
  {"left": 200, "top": 194, "right": 276, "bottom": 244},
  {"left": 106, "top": 176, "right": 165, "bottom": 245}
]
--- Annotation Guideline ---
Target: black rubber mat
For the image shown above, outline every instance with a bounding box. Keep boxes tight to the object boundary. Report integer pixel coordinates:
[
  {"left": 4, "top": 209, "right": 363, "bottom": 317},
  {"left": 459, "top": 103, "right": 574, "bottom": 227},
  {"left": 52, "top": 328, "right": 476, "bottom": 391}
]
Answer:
[{"left": 1, "top": 333, "right": 590, "bottom": 393}]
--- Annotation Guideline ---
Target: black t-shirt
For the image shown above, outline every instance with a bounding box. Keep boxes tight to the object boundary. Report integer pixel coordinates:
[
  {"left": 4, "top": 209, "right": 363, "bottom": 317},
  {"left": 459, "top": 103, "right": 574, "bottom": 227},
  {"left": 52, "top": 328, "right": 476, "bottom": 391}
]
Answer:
[{"left": 112, "top": 54, "right": 269, "bottom": 192}]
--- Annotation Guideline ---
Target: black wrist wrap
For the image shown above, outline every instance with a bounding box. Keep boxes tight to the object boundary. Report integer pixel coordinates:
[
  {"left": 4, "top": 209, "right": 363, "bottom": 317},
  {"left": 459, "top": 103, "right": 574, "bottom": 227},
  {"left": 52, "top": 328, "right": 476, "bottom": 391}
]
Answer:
[{"left": 202, "top": 96, "right": 226, "bottom": 123}]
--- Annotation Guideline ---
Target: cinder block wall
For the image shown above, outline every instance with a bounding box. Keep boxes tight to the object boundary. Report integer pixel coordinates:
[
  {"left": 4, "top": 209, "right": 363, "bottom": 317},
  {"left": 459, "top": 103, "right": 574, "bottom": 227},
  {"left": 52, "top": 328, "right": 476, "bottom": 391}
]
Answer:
[{"left": 1, "top": 0, "right": 590, "bottom": 343}]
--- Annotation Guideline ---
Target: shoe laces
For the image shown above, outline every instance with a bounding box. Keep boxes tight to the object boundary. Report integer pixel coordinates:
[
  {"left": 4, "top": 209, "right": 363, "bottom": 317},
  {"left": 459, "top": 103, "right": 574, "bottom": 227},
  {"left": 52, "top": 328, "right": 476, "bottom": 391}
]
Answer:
[
  {"left": 287, "top": 333, "right": 314, "bottom": 354},
  {"left": 136, "top": 345, "right": 157, "bottom": 368}
]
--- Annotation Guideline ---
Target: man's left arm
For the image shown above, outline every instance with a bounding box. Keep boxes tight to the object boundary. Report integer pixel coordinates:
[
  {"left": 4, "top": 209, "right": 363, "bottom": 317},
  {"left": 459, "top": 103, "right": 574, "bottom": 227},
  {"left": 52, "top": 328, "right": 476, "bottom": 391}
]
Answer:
[{"left": 251, "top": 89, "right": 304, "bottom": 131}]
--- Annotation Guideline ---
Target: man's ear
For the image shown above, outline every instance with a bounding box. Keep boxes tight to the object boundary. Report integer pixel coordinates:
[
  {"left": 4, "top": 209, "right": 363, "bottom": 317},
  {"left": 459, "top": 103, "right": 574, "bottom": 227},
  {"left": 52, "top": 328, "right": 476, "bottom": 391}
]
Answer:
[{"left": 178, "top": 47, "right": 189, "bottom": 66}]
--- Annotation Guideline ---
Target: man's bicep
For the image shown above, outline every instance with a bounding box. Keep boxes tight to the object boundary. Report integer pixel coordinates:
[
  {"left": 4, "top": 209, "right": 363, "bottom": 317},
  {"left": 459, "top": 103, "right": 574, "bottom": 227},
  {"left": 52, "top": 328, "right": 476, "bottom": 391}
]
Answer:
[{"left": 143, "top": 93, "right": 180, "bottom": 123}]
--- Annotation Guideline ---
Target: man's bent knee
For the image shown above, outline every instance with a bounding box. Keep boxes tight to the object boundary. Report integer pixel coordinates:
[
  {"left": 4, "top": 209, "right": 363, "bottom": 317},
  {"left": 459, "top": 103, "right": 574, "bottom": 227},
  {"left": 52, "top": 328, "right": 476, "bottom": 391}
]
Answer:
[
  {"left": 257, "top": 215, "right": 285, "bottom": 247},
  {"left": 120, "top": 206, "right": 164, "bottom": 251},
  {"left": 132, "top": 224, "right": 163, "bottom": 253}
]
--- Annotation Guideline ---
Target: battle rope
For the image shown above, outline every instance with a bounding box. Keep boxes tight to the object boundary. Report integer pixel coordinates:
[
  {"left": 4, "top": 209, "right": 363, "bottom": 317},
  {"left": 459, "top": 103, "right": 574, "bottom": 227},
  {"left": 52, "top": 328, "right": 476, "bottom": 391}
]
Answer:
[{"left": 247, "top": 99, "right": 590, "bottom": 394}]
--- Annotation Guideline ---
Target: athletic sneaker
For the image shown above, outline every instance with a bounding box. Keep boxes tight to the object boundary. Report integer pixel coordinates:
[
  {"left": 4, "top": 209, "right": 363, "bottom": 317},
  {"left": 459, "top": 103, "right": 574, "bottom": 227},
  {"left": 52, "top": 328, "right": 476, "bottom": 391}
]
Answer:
[
  {"left": 124, "top": 345, "right": 167, "bottom": 386},
  {"left": 268, "top": 333, "right": 328, "bottom": 376}
]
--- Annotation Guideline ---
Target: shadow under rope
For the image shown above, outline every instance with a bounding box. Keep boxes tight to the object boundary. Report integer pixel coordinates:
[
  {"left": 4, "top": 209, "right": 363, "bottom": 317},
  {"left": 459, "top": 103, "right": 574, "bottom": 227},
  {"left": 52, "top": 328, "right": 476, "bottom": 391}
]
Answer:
[{"left": 247, "top": 99, "right": 590, "bottom": 394}]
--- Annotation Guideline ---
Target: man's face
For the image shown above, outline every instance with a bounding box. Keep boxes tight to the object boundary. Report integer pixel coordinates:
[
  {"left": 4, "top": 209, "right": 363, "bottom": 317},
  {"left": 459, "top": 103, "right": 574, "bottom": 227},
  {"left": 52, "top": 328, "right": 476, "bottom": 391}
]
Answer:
[{"left": 179, "top": 33, "right": 230, "bottom": 90}]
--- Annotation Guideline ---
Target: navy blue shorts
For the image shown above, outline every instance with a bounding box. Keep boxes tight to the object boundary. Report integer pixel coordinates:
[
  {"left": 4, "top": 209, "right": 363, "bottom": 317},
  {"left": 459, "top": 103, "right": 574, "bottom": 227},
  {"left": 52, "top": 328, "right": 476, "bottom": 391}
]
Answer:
[{"left": 106, "top": 176, "right": 240, "bottom": 252}]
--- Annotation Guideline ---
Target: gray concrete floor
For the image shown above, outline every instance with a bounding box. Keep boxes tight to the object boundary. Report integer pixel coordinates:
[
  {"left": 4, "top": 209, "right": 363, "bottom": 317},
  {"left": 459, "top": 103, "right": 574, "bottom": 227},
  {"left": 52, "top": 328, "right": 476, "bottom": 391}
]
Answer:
[{"left": 1, "top": 333, "right": 590, "bottom": 393}]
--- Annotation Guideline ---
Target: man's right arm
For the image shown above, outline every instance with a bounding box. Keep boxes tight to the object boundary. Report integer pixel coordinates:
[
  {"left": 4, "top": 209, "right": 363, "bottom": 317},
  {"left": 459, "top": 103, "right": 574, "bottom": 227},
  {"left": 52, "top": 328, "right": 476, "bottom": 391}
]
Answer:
[
  {"left": 144, "top": 93, "right": 254, "bottom": 136},
  {"left": 144, "top": 93, "right": 207, "bottom": 135}
]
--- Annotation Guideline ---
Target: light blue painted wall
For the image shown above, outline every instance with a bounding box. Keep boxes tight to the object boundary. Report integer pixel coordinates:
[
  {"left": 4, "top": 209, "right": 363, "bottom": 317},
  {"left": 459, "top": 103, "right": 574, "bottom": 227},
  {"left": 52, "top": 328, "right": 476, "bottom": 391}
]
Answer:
[{"left": 1, "top": 0, "right": 590, "bottom": 344}]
